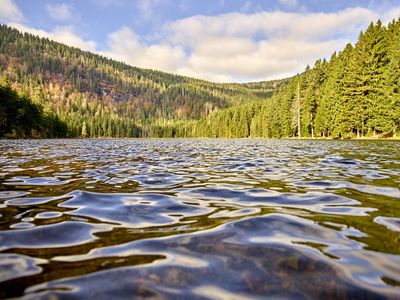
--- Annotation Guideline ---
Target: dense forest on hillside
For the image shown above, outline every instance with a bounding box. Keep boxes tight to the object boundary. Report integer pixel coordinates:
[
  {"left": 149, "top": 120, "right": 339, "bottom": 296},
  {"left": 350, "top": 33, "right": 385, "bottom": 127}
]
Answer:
[
  {"left": 1, "top": 19, "right": 399, "bottom": 139},
  {"left": 0, "top": 76, "right": 67, "bottom": 138},
  {"left": 169, "top": 19, "right": 399, "bottom": 139},
  {"left": 0, "top": 25, "right": 284, "bottom": 138}
]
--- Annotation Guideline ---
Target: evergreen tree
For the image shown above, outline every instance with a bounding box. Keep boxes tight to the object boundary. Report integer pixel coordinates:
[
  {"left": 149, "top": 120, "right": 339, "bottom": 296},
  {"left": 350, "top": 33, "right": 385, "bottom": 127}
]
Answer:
[{"left": 0, "top": 20, "right": 399, "bottom": 139}]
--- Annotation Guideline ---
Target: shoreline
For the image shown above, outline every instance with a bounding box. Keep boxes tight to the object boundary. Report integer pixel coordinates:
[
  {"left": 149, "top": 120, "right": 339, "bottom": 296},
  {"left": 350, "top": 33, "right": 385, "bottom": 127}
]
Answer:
[{"left": 1, "top": 137, "right": 399, "bottom": 141}]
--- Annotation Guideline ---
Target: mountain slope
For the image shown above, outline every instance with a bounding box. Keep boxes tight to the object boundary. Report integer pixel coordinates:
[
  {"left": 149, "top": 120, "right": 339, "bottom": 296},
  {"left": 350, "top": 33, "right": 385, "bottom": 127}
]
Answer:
[{"left": 0, "top": 25, "right": 285, "bottom": 137}]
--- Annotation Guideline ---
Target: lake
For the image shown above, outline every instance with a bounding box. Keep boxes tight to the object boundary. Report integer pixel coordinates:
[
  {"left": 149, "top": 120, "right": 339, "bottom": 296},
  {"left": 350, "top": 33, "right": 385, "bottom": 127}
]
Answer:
[{"left": 0, "top": 139, "right": 399, "bottom": 299}]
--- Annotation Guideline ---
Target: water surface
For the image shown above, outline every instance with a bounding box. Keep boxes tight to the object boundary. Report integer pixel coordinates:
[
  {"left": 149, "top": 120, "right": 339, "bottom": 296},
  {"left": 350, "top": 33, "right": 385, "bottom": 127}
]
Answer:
[{"left": 0, "top": 139, "right": 399, "bottom": 299}]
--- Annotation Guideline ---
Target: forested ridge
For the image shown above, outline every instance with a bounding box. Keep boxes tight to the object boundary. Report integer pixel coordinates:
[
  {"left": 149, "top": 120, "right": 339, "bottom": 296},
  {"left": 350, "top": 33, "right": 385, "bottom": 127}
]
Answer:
[
  {"left": 169, "top": 19, "right": 399, "bottom": 139},
  {"left": 1, "top": 19, "right": 399, "bottom": 139},
  {"left": 0, "top": 24, "right": 284, "bottom": 138}
]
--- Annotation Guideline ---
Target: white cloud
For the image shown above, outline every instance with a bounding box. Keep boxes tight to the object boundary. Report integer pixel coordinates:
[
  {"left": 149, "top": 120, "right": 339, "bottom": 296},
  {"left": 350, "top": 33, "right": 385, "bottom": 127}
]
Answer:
[
  {"left": 46, "top": 3, "right": 74, "bottom": 22},
  {"left": 97, "top": 6, "right": 396, "bottom": 82},
  {"left": 9, "top": 23, "right": 97, "bottom": 52},
  {"left": 101, "top": 26, "right": 185, "bottom": 72},
  {"left": 157, "top": 7, "right": 380, "bottom": 81},
  {"left": 0, "top": 0, "right": 23, "bottom": 22},
  {"left": 6, "top": 1, "right": 399, "bottom": 83},
  {"left": 167, "top": 8, "right": 376, "bottom": 43},
  {"left": 3, "top": 0, "right": 91, "bottom": 52},
  {"left": 382, "top": 6, "right": 400, "bottom": 24}
]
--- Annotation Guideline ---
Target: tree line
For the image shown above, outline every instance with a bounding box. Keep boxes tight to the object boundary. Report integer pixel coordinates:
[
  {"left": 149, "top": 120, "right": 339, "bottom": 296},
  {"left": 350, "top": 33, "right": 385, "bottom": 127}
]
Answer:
[
  {"left": 159, "top": 19, "right": 399, "bottom": 139},
  {"left": 1, "top": 19, "right": 398, "bottom": 139}
]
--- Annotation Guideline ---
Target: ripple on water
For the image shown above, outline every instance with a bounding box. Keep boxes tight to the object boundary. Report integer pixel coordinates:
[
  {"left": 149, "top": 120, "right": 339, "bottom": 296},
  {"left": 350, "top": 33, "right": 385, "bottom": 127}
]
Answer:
[
  {"left": 59, "top": 190, "right": 212, "bottom": 227},
  {"left": 0, "top": 139, "right": 399, "bottom": 299},
  {"left": 0, "top": 191, "right": 29, "bottom": 199},
  {"left": 129, "top": 173, "right": 191, "bottom": 188},
  {"left": 32, "top": 214, "right": 400, "bottom": 299},
  {"left": 0, "top": 254, "right": 46, "bottom": 283},
  {"left": 294, "top": 180, "right": 400, "bottom": 198},
  {"left": 4, "top": 176, "right": 72, "bottom": 186},
  {"left": 374, "top": 216, "right": 400, "bottom": 232},
  {"left": 9, "top": 222, "right": 35, "bottom": 229},
  {"left": 5, "top": 196, "right": 66, "bottom": 206},
  {"left": 0, "top": 221, "right": 112, "bottom": 251},
  {"left": 178, "top": 186, "right": 375, "bottom": 216},
  {"left": 35, "top": 211, "right": 63, "bottom": 219}
]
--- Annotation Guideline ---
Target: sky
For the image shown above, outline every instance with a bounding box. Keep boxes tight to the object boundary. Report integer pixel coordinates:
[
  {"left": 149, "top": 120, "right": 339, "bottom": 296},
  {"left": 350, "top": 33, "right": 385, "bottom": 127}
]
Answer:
[{"left": 1, "top": 0, "right": 400, "bottom": 82}]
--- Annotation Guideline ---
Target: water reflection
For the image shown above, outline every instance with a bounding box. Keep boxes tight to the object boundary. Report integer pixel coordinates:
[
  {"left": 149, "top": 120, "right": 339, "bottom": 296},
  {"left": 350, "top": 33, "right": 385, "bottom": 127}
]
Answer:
[{"left": 0, "top": 139, "right": 399, "bottom": 299}]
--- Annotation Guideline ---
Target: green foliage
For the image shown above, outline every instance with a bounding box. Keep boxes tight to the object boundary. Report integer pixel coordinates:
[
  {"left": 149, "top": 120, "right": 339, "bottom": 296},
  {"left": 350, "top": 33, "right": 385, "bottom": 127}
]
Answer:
[
  {"left": 1, "top": 19, "right": 399, "bottom": 139},
  {"left": 168, "top": 19, "right": 400, "bottom": 139},
  {"left": 0, "top": 24, "right": 284, "bottom": 138},
  {"left": 0, "top": 76, "right": 67, "bottom": 138}
]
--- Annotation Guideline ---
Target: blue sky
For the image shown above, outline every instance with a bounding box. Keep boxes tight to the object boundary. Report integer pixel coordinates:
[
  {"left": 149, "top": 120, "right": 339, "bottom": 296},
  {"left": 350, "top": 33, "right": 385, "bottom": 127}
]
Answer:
[{"left": 1, "top": 0, "right": 400, "bottom": 82}]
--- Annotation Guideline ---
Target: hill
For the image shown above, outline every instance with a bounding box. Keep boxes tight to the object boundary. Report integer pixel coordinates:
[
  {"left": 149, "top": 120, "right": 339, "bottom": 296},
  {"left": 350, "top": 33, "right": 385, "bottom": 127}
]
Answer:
[
  {"left": 0, "top": 25, "right": 285, "bottom": 138},
  {"left": 2, "top": 19, "right": 398, "bottom": 140}
]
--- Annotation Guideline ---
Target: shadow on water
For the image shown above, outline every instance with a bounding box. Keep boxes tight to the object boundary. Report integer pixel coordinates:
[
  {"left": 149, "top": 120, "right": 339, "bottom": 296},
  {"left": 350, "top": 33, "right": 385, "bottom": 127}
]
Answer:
[{"left": 0, "top": 139, "right": 399, "bottom": 299}]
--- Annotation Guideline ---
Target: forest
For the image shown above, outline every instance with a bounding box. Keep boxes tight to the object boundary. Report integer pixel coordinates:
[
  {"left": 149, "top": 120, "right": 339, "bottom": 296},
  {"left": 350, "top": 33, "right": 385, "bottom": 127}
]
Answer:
[
  {"left": 0, "top": 76, "right": 67, "bottom": 138},
  {"left": 171, "top": 19, "right": 400, "bottom": 139},
  {"left": 0, "top": 19, "right": 399, "bottom": 139},
  {"left": 0, "top": 24, "right": 283, "bottom": 138}
]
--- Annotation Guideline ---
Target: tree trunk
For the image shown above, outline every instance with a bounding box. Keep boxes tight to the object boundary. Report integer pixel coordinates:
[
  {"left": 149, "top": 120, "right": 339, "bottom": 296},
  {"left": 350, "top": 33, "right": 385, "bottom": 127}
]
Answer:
[
  {"left": 361, "top": 117, "right": 364, "bottom": 137},
  {"left": 297, "top": 80, "right": 301, "bottom": 138}
]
